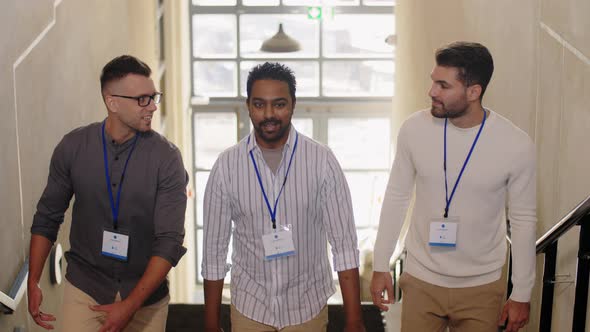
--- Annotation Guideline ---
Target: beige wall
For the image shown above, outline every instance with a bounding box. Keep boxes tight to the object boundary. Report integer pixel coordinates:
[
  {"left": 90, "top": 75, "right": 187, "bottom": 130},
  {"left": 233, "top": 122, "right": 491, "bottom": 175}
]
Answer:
[
  {"left": 0, "top": 0, "right": 191, "bottom": 330},
  {"left": 395, "top": 0, "right": 590, "bottom": 331}
]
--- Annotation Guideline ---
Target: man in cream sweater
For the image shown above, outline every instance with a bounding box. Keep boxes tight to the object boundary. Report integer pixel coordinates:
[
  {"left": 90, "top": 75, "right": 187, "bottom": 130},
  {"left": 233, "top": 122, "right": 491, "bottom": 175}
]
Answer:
[{"left": 371, "top": 42, "right": 536, "bottom": 332}]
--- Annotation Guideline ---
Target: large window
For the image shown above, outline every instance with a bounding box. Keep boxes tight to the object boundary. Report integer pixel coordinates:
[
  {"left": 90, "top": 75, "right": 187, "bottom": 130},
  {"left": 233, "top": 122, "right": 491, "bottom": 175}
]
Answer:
[{"left": 190, "top": 1, "right": 395, "bottom": 284}]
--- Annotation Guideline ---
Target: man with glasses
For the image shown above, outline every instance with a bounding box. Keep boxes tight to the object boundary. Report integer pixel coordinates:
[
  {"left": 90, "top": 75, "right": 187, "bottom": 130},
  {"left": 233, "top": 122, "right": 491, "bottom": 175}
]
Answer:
[{"left": 27, "top": 55, "right": 188, "bottom": 332}]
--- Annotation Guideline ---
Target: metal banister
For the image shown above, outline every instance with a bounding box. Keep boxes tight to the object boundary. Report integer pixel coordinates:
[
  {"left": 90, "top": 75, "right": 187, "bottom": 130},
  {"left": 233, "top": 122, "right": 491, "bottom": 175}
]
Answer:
[
  {"left": 0, "top": 258, "right": 29, "bottom": 314},
  {"left": 536, "top": 194, "right": 590, "bottom": 254},
  {"left": 534, "top": 193, "right": 590, "bottom": 332}
]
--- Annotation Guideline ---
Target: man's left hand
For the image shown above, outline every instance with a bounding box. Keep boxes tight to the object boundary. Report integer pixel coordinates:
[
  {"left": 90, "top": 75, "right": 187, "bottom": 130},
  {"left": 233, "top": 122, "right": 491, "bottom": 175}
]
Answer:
[
  {"left": 344, "top": 320, "right": 367, "bottom": 332},
  {"left": 91, "top": 300, "right": 138, "bottom": 332},
  {"left": 498, "top": 299, "right": 530, "bottom": 332}
]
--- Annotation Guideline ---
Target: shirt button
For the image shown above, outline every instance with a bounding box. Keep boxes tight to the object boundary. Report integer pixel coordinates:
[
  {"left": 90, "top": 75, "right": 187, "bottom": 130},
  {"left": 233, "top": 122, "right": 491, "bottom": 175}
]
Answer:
[
  {"left": 115, "top": 156, "right": 119, "bottom": 161},
  {"left": 117, "top": 278, "right": 121, "bottom": 283},
  {"left": 112, "top": 183, "right": 117, "bottom": 187}
]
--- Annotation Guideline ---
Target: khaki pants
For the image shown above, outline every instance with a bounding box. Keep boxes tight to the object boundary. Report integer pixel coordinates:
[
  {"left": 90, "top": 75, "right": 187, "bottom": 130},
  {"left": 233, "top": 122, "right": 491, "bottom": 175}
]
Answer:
[
  {"left": 231, "top": 304, "right": 328, "bottom": 332},
  {"left": 399, "top": 273, "right": 505, "bottom": 332},
  {"left": 60, "top": 280, "right": 169, "bottom": 332}
]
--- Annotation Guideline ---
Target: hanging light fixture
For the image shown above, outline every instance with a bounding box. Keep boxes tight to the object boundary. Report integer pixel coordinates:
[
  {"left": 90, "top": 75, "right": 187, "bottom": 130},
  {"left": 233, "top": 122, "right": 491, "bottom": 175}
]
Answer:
[{"left": 260, "top": 23, "right": 301, "bottom": 53}]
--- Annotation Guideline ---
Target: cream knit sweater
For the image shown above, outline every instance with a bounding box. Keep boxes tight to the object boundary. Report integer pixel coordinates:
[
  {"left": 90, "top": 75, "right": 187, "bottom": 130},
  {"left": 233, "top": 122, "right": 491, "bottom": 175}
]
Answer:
[{"left": 373, "top": 109, "right": 537, "bottom": 302}]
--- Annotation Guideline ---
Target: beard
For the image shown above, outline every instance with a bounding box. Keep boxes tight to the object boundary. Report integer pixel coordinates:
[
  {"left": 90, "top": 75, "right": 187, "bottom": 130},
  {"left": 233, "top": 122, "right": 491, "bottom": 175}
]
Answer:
[
  {"left": 254, "top": 118, "right": 291, "bottom": 144},
  {"left": 430, "top": 99, "right": 468, "bottom": 119}
]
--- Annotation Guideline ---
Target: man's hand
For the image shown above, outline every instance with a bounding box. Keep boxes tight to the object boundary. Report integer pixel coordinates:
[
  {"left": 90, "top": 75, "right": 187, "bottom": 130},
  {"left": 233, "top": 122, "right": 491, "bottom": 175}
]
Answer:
[
  {"left": 91, "top": 300, "right": 138, "bottom": 332},
  {"left": 27, "top": 282, "right": 56, "bottom": 330},
  {"left": 344, "top": 320, "right": 367, "bottom": 332},
  {"left": 498, "top": 299, "right": 530, "bottom": 332},
  {"left": 370, "top": 271, "right": 394, "bottom": 311}
]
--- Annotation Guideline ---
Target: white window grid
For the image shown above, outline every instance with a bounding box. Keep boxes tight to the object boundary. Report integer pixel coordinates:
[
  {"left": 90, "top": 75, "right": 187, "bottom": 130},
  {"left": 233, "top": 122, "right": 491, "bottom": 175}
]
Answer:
[{"left": 190, "top": 1, "right": 395, "bottom": 284}]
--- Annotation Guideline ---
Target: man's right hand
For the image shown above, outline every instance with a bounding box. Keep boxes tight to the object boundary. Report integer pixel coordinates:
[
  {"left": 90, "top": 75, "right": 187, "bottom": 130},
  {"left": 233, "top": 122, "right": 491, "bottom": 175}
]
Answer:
[
  {"left": 370, "top": 271, "right": 395, "bottom": 311},
  {"left": 27, "top": 282, "right": 56, "bottom": 330}
]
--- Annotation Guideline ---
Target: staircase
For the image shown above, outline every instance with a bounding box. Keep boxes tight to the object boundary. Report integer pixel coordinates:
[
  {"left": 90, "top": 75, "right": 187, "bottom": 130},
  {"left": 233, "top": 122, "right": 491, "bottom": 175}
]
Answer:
[{"left": 166, "top": 303, "right": 386, "bottom": 331}]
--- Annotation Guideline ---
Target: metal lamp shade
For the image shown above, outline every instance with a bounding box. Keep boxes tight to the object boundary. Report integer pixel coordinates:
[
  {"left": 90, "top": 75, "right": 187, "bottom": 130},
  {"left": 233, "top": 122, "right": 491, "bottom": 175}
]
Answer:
[{"left": 260, "top": 23, "right": 301, "bottom": 53}]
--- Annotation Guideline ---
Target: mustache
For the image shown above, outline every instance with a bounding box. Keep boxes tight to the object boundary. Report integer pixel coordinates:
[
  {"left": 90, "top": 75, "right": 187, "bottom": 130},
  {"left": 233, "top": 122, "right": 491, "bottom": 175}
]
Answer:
[{"left": 260, "top": 119, "right": 281, "bottom": 126}]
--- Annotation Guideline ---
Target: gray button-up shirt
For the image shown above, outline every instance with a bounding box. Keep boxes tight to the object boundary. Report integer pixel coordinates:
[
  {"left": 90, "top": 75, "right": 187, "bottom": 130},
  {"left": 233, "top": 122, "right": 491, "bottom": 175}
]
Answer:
[{"left": 31, "top": 121, "right": 188, "bottom": 305}]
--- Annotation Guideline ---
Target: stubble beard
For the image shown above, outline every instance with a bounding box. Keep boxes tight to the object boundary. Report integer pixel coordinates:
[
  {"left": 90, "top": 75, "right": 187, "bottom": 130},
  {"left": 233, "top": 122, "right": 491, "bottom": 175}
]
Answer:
[{"left": 430, "top": 102, "right": 468, "bottom": 119}]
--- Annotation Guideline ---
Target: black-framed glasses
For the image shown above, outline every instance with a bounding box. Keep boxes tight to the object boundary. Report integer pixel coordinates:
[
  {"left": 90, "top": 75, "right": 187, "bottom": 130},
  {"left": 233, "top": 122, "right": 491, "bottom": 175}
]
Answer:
[{"left": 111, "top": 92, "right": 163, "bottom": 107}]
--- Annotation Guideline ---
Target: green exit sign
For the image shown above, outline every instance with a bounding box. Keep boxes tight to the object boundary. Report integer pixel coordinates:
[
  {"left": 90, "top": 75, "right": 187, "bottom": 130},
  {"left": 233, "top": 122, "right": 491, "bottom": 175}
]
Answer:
[
  {"left": 307, "top": 6, "right": 322, "bottom": 20},
  {"left": 307, "top": 6, "right": 335, "bottom": 20}
]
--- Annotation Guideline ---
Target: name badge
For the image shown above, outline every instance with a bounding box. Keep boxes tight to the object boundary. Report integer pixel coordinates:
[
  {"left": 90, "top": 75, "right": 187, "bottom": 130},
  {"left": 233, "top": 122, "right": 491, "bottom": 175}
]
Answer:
[
  {"left": 101, "top": 229, "right": 130, "bottom": 261},
  {"left": 262, "top": 229, "right": 296, "bottom": 260},
  {"left": 429, "top": 217, "right": 459, "bottom": 247}
]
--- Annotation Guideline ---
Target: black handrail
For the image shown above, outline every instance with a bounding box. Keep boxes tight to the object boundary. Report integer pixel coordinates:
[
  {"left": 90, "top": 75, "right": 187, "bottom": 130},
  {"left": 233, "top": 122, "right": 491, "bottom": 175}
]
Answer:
[
  {"left": 536, "top": 194, "right": 590, "bottom": 254},
  {"left": 535, "top": 193, "right": 590, "bottom": 332}
]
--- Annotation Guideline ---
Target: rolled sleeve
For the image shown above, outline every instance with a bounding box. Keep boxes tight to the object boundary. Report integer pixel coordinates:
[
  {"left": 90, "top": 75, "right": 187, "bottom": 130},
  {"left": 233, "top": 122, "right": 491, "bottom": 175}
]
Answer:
[
  {"left": 31, "top": 137, "right": 74, "bottom": 242},
  {"left": 152, "top": 149, "right": 188, "bottom": 266},
  {"left": 322, "top": 151, "right": 359, "bottom": 272}
]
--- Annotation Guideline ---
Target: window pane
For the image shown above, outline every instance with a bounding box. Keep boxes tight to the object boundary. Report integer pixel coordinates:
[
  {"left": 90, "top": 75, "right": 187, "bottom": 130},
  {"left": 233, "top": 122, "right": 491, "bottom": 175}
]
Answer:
[
  {"left": 323, "top": 61, "right": 394, "bottom": 96},
  {"left": 364, "top": 0, "right": 395, "bottom": 5},
  {"left": 357, "top": 228, "right": 378, "bottom": 265},
  {"left": 240, "top": 15, "right": 319, "bottom": 58},
  {"left": 240, "top": 61, "right": 319, "bottom": 97},
  {"left": 323, "top": 15, "right": 394, "bottom": 58},
  {"left": 284, "top": 0, "right": 358, "bottom": 5},
  {"left": 192, "top": 15, "right": 236, "bottom": 58},
  {"left": 243, "top": 0, "right": 279, "bottom": 5},
  {"left": 193, "top": 61, "right": 237, "bottom": 97},
  {"left": 292, "top": 118, "right": 313, "bottom": 138},
  {"left": 195, "top": 171, "right": 210, "bottom": 227},
  {"left": 194, "top": 112, "right": 237, "bottom": 169},
  {"left": 197, "top": 230, "right": 204, "bottom": 283},
  {"left": 193, "top": 0, "right": 236, "bottom": 4},
  {"left": 197, "top": 229, "right": 233, "bottom": 283},
  {"left": 345, "top": 171, "right": 388, "bottom": 228},
  {"left": 328, "top": 117, "right": 391, "bottom": 169}
]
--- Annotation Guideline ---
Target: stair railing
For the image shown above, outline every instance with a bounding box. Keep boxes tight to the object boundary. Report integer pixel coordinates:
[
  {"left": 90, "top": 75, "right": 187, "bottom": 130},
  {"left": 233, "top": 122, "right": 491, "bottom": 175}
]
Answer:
[{"left": 0, "top": 258, "right": 29, "bottom": 314}]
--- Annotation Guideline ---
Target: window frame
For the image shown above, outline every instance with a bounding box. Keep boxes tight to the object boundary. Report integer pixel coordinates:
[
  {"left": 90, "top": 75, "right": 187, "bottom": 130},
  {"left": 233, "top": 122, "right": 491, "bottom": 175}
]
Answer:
[
  {"left": 189, "top": 3, "right": 396, "bottom": 101},
  {"left": 189, "top": 1, "right": 396, "bottom": 285}
]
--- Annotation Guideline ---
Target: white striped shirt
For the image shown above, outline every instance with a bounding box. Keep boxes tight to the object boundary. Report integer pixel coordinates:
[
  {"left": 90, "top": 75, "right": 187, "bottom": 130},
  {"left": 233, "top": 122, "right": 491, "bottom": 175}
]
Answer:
[{"left": 202, "top": 126, "right": 359, "bottom": 329}]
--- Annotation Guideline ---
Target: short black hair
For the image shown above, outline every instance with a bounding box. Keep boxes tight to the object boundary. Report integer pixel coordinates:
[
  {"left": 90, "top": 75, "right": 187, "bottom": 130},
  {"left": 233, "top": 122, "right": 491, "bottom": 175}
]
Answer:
[
  {"left": 100, "top": 55, "right": 151, "bottom": 92},
  {"left": 246, "top": 62, "right": 296, "bottom": 104},
  {"left": 435, "top": 42, "right": 494, "bottom": 99}
]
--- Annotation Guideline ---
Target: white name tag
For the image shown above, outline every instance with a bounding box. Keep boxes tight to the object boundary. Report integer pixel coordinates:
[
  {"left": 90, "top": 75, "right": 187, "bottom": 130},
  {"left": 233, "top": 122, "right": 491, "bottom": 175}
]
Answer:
[
  {"left": 262, "top": 230, "right": 296, "bottom": 260},
  {"left": 102, "top": 230, "right": 130, "bottom": 261},
  {"left": 429, "top": 217, "right": 459, "bottom": 247}
]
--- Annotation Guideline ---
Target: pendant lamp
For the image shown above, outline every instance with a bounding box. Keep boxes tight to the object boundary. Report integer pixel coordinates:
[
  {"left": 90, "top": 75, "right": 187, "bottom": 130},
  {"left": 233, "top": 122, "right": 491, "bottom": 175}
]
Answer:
[{"left": 260, "top": 23, "right": 301, "bottom": 53}]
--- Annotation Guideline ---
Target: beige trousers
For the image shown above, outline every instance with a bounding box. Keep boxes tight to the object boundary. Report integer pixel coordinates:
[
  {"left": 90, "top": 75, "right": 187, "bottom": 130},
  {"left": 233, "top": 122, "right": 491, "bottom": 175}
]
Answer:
[
  {"left": 60, "top": 280, "right": 169, "bottom": 332},
  {"left": 399, "top": 272, "right": 505, "bottom": 332},
  {"left": 230, "top": 304, "right": 328, "bottom": 332}
]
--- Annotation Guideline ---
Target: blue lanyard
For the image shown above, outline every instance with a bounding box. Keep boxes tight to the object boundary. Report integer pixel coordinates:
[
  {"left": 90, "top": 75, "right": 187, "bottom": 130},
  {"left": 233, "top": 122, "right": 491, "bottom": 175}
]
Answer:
[
  {"left": 249, "top": 133, "right": 298, "bottom": 229},
  {"left": 101, "top": 121, "right": 139, "bottom": 229},
  {"left": 443, "top": 110, "right": 486, "bottom": 218}
]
